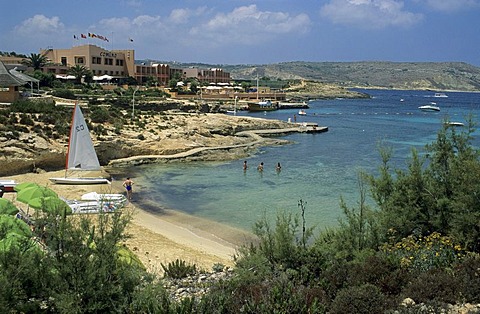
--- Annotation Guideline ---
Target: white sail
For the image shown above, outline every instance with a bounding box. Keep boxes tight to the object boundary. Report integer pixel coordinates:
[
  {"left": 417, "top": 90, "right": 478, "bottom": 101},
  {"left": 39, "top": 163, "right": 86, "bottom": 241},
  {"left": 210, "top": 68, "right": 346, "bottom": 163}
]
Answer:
[
  {"left": 66, "top": 104, "right": 101, "bottom": 171},
  {"left": 49, "top": 104, "right": 110, "bottom": 185}
]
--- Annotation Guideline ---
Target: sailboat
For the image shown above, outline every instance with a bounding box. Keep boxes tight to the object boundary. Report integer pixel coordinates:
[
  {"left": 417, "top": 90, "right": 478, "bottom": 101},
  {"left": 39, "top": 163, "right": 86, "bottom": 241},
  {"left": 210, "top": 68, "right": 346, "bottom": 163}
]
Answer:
[{"left": 49, "top": 103, "right": 110, "bottom": 185}]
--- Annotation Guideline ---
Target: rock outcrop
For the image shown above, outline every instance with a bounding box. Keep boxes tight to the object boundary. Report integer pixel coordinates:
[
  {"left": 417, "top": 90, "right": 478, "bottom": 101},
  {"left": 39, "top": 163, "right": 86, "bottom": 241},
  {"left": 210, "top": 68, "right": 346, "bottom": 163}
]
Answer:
[{"left": 0, "top": 111, "right": 294, "bottom": 176}]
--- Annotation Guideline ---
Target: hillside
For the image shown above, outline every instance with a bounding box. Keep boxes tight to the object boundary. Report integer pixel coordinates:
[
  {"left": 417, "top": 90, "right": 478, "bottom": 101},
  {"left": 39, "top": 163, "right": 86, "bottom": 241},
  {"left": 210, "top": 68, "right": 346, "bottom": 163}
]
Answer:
[{"left": 157, "top": 61, "right": 480, "bottom": 92}]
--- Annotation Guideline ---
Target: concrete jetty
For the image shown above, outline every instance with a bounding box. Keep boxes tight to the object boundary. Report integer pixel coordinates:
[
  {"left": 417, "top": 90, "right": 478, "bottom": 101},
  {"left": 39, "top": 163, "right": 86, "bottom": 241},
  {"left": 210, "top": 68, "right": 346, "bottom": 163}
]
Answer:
[{"left": 108, "top": 123, "right": 328, "bottom": 167}]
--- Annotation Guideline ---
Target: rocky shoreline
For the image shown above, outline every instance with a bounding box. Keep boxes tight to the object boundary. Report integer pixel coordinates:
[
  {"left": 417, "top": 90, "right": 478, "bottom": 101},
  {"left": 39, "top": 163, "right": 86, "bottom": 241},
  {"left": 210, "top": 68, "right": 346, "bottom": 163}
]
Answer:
[{"left": 0, "top": 82, "right": 366, "bottom": 177}]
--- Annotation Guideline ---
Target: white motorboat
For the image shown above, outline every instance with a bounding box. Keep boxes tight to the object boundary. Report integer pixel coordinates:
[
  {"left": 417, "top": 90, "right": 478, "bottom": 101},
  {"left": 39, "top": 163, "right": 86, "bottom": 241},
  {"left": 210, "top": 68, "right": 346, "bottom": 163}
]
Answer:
[
  {"left": 81, "top": 192, "right": 127, "bottom": 202},
  {"left": 298, "top": 109, "right": 307, "bottom": 115},
  {"left": 49, "top": 177, "right": 110, "bottom": 185},
  {"left": 448, "top": 122, "right": 465, "bottom": 127},
  {"left": 49, "top": 103, "right": 110, "bottom": 185},
  {"left": 64, "top": 193, "right": 127, "bottom": 214},
  {"left": 419, "top": 105, "right": 440, "bottom": 112},
  {"left": 0, "top": 180, "right": 17, "bottom": 193},
  {"left": 434, "top": 93, "right": 448, "bottom": 98}
]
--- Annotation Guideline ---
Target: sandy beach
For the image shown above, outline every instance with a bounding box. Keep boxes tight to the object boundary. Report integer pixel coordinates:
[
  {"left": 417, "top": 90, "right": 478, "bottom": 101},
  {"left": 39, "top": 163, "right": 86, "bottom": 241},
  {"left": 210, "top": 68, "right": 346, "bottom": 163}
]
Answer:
[{"left": 4, "top": 169, "right": 256, "bottom": 274}]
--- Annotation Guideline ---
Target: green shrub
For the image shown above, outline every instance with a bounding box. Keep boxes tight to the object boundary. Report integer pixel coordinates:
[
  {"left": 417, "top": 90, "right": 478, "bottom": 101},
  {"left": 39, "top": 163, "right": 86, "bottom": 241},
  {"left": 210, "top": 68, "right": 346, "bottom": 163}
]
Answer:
[
  {"left": 348, "top": 254, "right": 411, "bottom": 296},
  {"left": 161, "top": 259, "right": 197, "bottom": 279},
  {"left": 402, "top": 269, "right": 461, "bottom": 304},
  {"left": 330, "top": 284, "right": 386, "bottom": 314},
  {"left": 51, "top": 89, "right": 76, "bottom": 99},
  {"left": 381, "top": 232, "right": 464, "bottom": 271},
  {"left": 212, "top": 263, "right": 225, "bottom": 273},
  {"left": 19, "top": 114, "right": 34, "bottom": 126},
  {"left": 89, "top": 107, "right": 110, "bottom": 123},
  {"left": 453, "top": 254, "right": 480, "bottom": 302},
  {"left": 11, "top": 99, "right": 56, "bottom": 113}
]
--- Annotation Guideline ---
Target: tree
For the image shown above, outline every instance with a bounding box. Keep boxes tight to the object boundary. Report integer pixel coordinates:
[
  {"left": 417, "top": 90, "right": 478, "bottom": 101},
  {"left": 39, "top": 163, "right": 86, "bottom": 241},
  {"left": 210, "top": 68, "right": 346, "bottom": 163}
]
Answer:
[
  {"left": 368, "top": 118, "right": 480, "bottom": 251},
  {"left": 68, "top": 65, "right": 91, "bottom": 84},
  {"left": 22, "top": 53, "right": 49, "bottom": 71}
]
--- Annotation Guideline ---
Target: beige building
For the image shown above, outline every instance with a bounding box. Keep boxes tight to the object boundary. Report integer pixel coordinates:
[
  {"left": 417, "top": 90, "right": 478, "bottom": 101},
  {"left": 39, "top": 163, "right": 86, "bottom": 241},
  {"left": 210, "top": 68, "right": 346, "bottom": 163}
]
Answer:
[
  {"left": 182, "top": 67, "right": 230, "bottom": 84},
  {"left": 41, "top": 44, "right": 134, "bottom": 78}
]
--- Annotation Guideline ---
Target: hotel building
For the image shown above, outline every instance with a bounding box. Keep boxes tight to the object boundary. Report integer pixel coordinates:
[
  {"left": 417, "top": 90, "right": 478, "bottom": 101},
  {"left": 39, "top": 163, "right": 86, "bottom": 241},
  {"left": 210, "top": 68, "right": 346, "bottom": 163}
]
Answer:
[{"left": 40, "top": 44, "right": 230, "bottom": 85}]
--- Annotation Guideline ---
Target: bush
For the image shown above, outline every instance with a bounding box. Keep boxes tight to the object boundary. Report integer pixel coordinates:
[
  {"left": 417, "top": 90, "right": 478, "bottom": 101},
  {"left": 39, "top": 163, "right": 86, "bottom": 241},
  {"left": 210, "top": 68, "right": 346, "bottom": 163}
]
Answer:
[
  {"left": 11, "top": 99, "right": 56, "bottom": 113},
  {"left": 381, "top": 232, "right": 464, "bottom": 271},
  {"left": 453, "top": 254, "right": 480, "bottom": 303},
  {"left": 330, "top": 284, "right": 386, "bottom": 314},
  {"left": 161, "top": 259, "right": 197, "bottom": 279},
  {"left": 402, "top": 269, "right": 461, "bottom": 304},
  {"left": 51, "top": 89, "right": 76, "bottom": 99}
]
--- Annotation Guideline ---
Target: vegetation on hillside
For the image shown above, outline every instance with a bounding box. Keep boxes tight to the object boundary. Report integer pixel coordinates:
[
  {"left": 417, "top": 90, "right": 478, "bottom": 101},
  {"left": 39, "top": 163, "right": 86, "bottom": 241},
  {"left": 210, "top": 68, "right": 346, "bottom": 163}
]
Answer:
[{"left": 1, "top": 117, "right": 479, "bottom": 313}]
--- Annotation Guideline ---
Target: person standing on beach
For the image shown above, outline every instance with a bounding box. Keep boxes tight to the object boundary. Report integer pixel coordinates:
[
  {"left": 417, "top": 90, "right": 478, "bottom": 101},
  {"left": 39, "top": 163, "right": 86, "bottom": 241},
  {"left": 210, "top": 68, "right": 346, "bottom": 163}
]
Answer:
[
  {"left": 243, "top": 160, "right": 248, "bottom": 171},
  {"left": 123, "top": 177, "right": 134, "bottom": 200}
]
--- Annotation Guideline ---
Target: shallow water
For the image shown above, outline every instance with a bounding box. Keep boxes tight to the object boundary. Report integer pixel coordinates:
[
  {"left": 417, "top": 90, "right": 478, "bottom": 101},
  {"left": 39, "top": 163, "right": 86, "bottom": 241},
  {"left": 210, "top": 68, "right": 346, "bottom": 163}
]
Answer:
[{"left": 121, "top": 89, "right": 480, "bottom": 233}]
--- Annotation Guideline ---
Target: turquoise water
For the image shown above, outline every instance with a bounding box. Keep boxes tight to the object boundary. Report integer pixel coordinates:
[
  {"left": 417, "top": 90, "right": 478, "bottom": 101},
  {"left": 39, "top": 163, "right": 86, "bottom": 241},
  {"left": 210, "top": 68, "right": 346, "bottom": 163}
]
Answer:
[{"left": 124, "top": 89, "right": 480, "bottom": 232}]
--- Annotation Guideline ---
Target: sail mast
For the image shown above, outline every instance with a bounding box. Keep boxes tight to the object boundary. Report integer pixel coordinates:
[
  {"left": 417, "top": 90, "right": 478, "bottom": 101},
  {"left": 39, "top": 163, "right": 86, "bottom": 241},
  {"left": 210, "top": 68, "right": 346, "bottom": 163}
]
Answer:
[{"left": 64, "top": 102, "right": 77, "bottom": 178}]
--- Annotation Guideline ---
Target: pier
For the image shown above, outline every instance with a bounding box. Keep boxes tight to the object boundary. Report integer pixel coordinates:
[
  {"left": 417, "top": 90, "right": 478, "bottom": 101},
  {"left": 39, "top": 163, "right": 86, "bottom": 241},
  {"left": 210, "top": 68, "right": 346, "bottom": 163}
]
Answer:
[{"left": 108, "top": 123, "right": 328, "bottom": 167}]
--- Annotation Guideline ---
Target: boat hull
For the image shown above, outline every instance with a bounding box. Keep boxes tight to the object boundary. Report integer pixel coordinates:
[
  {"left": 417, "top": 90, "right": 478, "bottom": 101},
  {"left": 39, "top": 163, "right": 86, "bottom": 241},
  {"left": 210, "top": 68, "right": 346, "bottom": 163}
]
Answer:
[
  {"left": 49, "top": 177, "right": 111, "bottom": 185},
  {"left": 419, "top": 105, "right": 440, "bottom": 112},
  {"left": 0, "top": 180, "right": 17, "bottom": 192},
  {"left": 248, "top": 100, "right": 278, "bottom": 112}
]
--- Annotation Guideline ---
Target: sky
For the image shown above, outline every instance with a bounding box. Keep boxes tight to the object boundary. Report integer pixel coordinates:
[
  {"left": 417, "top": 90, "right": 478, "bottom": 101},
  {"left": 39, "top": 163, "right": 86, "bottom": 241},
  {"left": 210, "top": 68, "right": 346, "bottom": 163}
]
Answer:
[{"left": 1, "top": 0, "right": 480, "bottom": 66}]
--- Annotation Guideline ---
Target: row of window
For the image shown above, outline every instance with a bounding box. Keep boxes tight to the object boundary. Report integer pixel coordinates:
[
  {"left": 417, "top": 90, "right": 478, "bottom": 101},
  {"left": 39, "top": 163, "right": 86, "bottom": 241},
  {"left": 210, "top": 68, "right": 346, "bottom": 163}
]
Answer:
[
  {"left": 92, "top": 70, "right": 125, "bottom": 76},
  {"left": 62, "top": 56, "right": 125, "bottom": 66}
]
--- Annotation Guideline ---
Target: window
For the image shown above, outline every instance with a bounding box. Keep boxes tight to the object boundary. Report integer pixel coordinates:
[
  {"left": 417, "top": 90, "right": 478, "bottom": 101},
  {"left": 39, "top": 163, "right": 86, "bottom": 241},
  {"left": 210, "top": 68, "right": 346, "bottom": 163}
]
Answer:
[
  {"left": 76, "top": 57, "right": 84, "bottom": 64},
  {"left": 61, "top": 57, "right": 67, "bottom": 66}
]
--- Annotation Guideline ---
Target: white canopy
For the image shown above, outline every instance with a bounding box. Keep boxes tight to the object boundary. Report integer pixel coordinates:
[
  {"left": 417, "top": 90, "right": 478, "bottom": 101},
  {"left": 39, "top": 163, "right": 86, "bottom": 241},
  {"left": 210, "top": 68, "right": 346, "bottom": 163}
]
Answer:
[
  {"left": 56, "top": 75, "right": 76, "bottom": 80},
  {"left": 93, "top": 75, "right": 113, "bottom": 81}
]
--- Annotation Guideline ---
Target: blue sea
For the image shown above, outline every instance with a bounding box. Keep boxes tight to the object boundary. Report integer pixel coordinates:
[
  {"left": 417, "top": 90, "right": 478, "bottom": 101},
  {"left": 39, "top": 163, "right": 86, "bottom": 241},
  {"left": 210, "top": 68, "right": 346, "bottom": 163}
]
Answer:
[{"left": 124, "top": 89, "right": 480, "bottom": 233}]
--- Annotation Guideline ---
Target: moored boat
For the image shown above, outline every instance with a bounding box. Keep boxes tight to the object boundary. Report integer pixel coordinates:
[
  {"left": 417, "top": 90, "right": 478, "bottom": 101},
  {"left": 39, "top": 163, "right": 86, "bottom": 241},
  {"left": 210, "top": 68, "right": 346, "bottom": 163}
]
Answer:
[
  {"left": 247, "top": 100, "right": 278, "bottom": 112},
  {"left": 448, "top": 122, "right": 465, "bottom": 127},
  {"left": 434, "top": 92, "right": 448, "bottom": 98},
  {"left": 0, "top": 180, "right": 17, "bottom": 193},
  {"left": 49, "top": 103, "right": 110, "bottom": 185},
  {"left": 419, "top": 105, "right": 440, "bottom": 112}
]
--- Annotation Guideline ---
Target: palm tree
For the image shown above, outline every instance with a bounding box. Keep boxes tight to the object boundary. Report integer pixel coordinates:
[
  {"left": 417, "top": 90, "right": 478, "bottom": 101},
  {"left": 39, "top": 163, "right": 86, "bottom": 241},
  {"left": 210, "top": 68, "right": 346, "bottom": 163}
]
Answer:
[
  {"left": 22, "top": 53, "right": 49, "bottom": 71},
  {"left": 68, "top": 65, "right": 91, "bottom": 84}
]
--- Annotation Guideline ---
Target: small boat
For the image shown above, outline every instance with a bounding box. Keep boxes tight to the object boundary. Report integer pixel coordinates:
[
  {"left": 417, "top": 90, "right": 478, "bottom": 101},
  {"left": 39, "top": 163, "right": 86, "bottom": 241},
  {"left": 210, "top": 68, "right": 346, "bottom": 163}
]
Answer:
[
  {"left": 448, "top": 122, "right": 465, "bottom": 127},
  {"left": 298, "top": 109, "right": 307, "bottom": 115},
  {"left": 434, "top": 93, "right": 448, "bottom": 98},
  {"left": 419, "top": 105, "right": 440, "bottom": 112},
  {"left": 61, "top": 192, "right": 127, "bottom": 214},
  {"left": 65, "top": 199, "right": 124, "bottom": 214},
  {"left": 81, "top": 192, "right": 127, "bottom": 203},
  {"left": 49, "top": 103, "right": 110, "bottom": 185},
  {"left": 247, "top": 100, "right": 278, "bottom": 112},
  {"left": 0, "top": 180, "right": 17, "bottom": 193}
]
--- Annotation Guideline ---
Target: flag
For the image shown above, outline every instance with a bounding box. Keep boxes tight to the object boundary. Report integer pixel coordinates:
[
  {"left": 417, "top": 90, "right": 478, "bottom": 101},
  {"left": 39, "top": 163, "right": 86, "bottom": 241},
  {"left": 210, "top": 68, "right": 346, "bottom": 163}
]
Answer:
[
  {"left": 81, "top": 33, "right": 86, "bottom": 39},
  {"left": 73, "top": 35, "right": 78, "bottom": 39},
  {"left": 129, "top": 38, "right": 134, "bottom": 42}
]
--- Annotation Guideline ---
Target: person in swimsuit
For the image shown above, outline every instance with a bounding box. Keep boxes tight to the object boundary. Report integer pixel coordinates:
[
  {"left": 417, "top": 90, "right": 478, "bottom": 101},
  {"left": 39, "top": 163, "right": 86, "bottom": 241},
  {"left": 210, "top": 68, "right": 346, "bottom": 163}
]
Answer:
[{"left": 123, "top": 177, "right": 134, "bottom": 200}]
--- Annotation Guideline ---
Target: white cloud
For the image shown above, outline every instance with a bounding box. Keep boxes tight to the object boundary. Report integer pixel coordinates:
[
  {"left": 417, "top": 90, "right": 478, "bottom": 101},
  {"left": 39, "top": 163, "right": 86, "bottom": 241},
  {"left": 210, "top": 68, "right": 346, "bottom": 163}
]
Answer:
[
  {"left": 320, "top": 0, "right": 423, "bottom": 29},
  {"left": 14, "top": 15, "right": 65, "bottom": 35},
  {"left": 419, "top": 0, "right": 480, "bottom": 12},
  {"left": 191, "top": 5, "right": 311, "bottom": 45},
  {"left": 132, "top": 15, "right": 161, "bottom": 27}
]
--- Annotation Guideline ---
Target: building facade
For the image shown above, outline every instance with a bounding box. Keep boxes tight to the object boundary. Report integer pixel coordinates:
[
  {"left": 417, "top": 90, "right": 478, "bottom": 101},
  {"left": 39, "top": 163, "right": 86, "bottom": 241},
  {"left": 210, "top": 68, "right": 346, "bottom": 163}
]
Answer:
[
  {"left": 40, "top": 44, "right": 231, "bottom": 86},
  {"left": 41, "top": 45, "right": 134, "bottom": 78}
]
